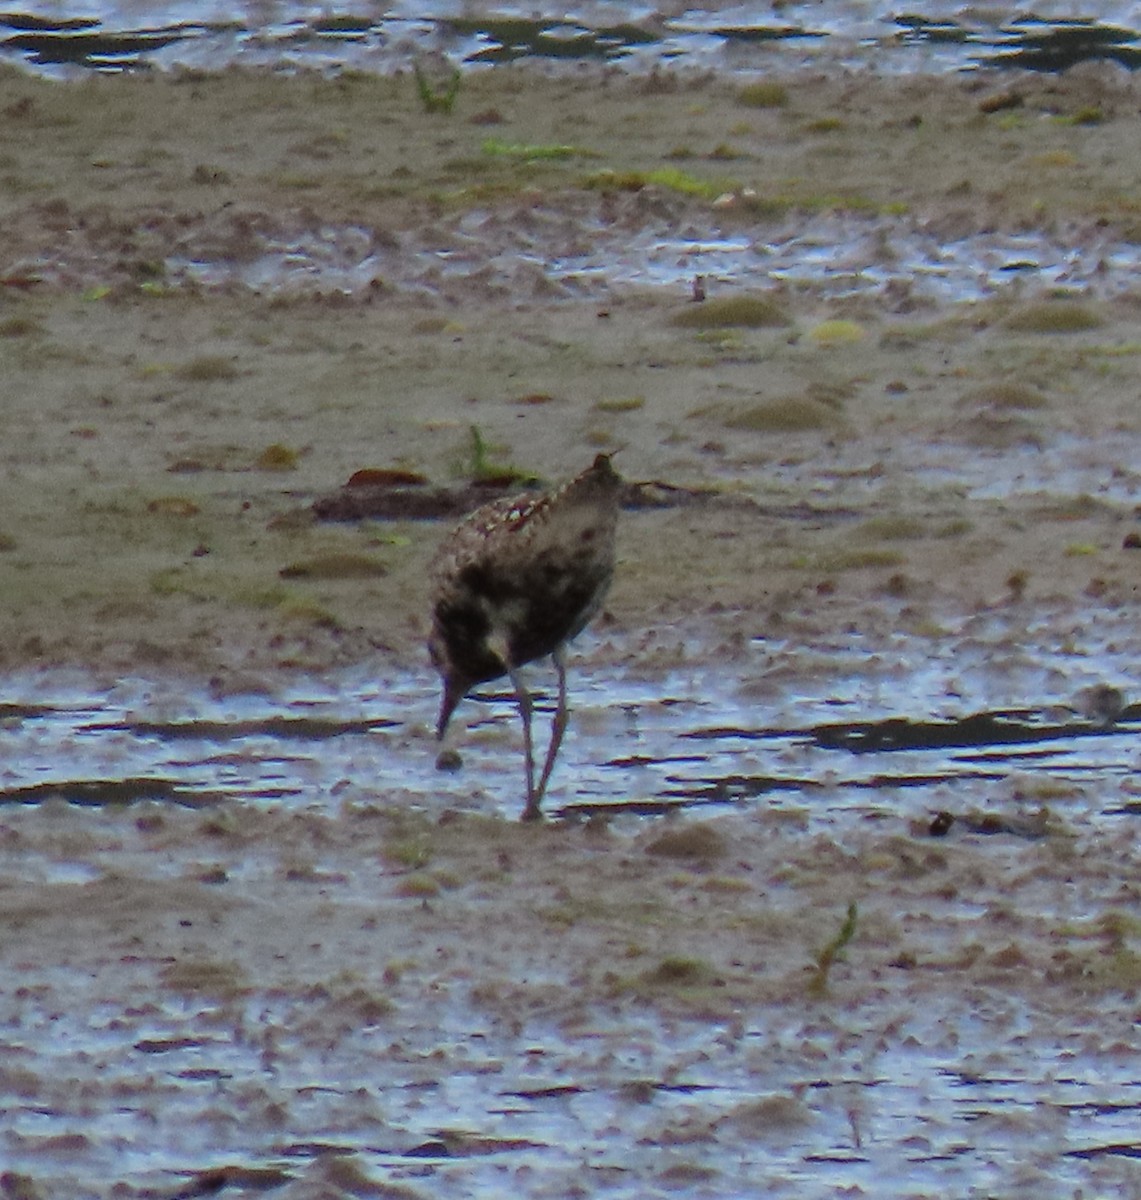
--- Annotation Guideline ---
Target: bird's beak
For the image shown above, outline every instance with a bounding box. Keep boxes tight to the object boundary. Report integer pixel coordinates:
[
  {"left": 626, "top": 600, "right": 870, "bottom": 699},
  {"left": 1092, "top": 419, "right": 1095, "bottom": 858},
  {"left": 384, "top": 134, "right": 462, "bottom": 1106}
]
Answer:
[{"left": 436, "top": 675, "right": 466, "bottom": 740}]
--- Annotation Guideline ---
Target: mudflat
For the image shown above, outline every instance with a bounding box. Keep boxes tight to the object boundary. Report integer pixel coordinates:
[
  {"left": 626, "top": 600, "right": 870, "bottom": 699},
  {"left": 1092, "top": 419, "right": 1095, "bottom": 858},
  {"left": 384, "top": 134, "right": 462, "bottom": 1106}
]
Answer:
[{"left": 2, "top": 62, "right": 1141, "bottom": 676}]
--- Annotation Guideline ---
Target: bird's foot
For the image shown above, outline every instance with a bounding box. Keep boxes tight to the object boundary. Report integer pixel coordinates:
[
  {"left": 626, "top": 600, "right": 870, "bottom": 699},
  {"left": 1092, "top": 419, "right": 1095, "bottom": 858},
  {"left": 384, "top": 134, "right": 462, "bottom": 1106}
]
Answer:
[{"left": 521, "top": 798, "right": 544, "bottom": 822}]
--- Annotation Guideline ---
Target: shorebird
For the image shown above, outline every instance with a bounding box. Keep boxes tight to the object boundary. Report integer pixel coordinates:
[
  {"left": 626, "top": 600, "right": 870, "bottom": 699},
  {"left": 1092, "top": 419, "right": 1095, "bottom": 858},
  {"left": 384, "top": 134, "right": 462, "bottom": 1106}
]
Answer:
[{"left": 429, "top": 453, "right": 622, "bottom": 820}]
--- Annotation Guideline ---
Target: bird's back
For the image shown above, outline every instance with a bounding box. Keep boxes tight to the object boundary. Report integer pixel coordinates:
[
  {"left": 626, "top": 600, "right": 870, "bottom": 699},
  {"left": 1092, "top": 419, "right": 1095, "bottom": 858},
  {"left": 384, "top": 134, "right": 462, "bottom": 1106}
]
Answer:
[{"left": 430, "top": 455, "right": 622, "bottom": 689}]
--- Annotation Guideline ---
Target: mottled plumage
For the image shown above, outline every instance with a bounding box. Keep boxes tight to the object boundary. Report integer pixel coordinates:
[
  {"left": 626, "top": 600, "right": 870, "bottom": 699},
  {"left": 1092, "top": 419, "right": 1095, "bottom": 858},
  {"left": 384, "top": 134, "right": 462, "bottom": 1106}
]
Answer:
[{"left": 429, "top": 454, "right": 622, "bottom": 820}]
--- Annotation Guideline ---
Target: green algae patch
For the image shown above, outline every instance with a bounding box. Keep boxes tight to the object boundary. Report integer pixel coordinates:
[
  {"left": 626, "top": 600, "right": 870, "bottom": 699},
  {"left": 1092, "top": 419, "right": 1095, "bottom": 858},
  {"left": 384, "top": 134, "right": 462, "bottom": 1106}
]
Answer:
[
  {"left": 857, "top": 514, "right": 927, "bottom": 541},
  {"left": 1005, "top": 302, "right": 1104, "bottom": 333},
  {"left": 707, "top": 141, "right": 748, "bottom": 161},
  {"left": 811, "top": 547, "right": 907, "bottom": 571},
  {"left": 174, "top": 355, "right": 242, "bottom": 382},
  {"left": 1029, "top": 493, "right": 1112, "bottom": 523},
  {"left": 645, "top": 823, "right": 726, "bottom": 863},
  {"left": 383, "top": 835, "right": 433, "bottom": 870},
  {"left": 160, "top": 957, "right": 250, "bottom": 998},
  {"left": 670, "top": 295, "right": 790, "bottom": 330},
  {"left": 414, "top": 58, "right": 462, "bottom": 114},
  {"left": 961, "top": 382, "right": 1050, "bottom": 410},
  {"left": 593, "top": 395, "right": 645, "bottom": 413},
  {"left": 394, "top": 873, "right": 442, "bottom": 899},
  {"left": 806, "top": 319, "right": 866, "bottom": 346},
  {"left": 458, "top": 425, "right": 534, "bottom": 487},
  {"left": 804, "top": 116, "right": 845, "bottom": 134},
  {"left": 583, "top": 166, "right": 732, "bottom": 199},
  {"left": 641, "top": 956, "right": 715, "bottom": 987},
  {"left": 256, "top": 443, "right": 301, "bottom": 471},
  {"left": 736, "top": 81, "right": 789, "bottom": 108},
  {"left": 278, "top": 553, "right": 388, "bottom": 580}
]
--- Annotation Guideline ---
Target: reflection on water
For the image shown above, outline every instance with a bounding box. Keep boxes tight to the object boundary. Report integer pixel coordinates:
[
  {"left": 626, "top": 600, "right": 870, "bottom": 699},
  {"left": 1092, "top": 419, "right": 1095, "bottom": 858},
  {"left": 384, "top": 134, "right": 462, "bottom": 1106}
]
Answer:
[{"left": 1, "top": 3, "right": 1141, "bottom": 76}]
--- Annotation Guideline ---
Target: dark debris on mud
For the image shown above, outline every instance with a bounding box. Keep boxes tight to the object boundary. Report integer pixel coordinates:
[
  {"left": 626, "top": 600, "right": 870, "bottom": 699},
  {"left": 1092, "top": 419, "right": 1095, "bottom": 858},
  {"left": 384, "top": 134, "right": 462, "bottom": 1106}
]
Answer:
[
  {"left": 311, "top": 474, "right": 853, "bottom": 522},
  {"left": 0, "top": 777, "right": 230, "bottom": 808}
]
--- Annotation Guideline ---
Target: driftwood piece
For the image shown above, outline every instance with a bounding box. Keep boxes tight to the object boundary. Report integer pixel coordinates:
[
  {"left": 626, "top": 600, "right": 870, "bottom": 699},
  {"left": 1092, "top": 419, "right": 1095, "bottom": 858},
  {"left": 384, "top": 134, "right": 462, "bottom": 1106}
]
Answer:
[{"left": 311, "top": 477, "right": 727, "bottom": 522}]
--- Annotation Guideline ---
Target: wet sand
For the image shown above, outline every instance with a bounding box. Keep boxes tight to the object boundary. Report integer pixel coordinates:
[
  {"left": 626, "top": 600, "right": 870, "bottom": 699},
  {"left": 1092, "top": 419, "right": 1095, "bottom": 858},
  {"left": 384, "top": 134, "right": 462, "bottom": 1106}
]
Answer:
[{"left": 3, "top": 62, "right": 1141, "bottom": 1197}]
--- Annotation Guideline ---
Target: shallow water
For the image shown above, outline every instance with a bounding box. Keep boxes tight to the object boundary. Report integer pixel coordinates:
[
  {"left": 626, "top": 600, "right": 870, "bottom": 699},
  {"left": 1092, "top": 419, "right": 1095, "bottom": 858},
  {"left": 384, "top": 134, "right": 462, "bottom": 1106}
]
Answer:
[
  {"left": 3, "top": 0, "right": 1141, "bottom": 77},
  {"left": 2, "top": 604, "right": 1138, "bottom": 828},
  {"left": 160, "top": 209, "right": 1141, "bottom": 306},
  {"left": 4, "top": 610, "right": 1141, "bottom": 1196},
  {"left": 6, "top": 978, "right": 1141, "bottom": 1197}
]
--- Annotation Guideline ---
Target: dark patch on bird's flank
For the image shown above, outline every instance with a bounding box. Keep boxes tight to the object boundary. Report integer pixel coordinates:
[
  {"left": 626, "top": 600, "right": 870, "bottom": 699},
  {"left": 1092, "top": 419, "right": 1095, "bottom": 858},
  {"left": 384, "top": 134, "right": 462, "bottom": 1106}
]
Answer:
[
  {"left": 431, "top": 599, "right": 501, "bottom": 684},
  {"left": 457, "top": 561, "right": 521, "bottom": 605}
]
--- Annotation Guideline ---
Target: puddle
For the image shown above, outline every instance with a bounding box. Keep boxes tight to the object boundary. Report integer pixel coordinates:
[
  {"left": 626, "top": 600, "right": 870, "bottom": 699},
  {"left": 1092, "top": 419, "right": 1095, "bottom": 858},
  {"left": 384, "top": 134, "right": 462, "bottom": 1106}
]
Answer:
[
  {"left": 32, "top": 203, "right": 1141, "bottom": 305},
  {"left": 547, "top": 215, "right": 1141, "bottom": 304}
]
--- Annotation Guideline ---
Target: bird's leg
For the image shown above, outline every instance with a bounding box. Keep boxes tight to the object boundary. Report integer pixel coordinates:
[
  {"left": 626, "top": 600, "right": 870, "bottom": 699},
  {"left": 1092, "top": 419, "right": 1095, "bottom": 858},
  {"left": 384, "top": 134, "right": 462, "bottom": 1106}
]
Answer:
[
  {"left": 507, "top": 663, "right": 540, "bottom": 821},
  {"left": 532, "top": 647, "right": 569, "bottom": 817}
]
